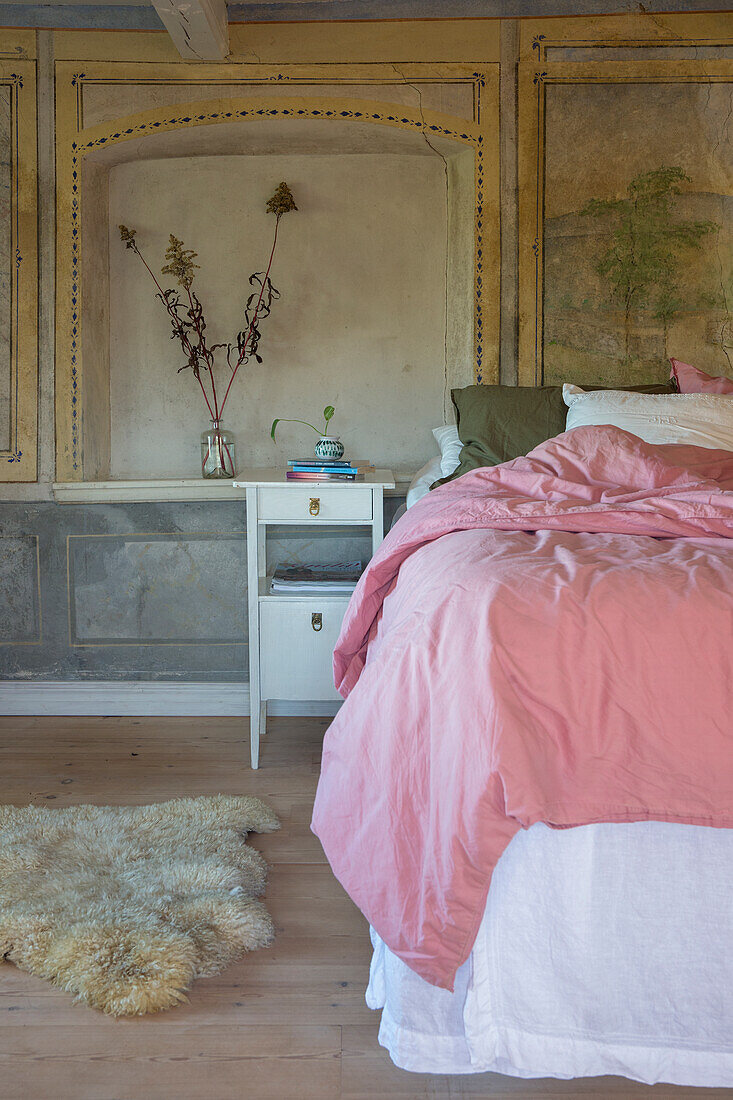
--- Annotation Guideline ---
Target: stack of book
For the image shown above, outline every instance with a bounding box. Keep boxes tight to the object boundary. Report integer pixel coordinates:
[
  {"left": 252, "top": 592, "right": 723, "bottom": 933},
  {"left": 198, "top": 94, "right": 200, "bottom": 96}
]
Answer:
[
  {"left": 286, "top": 458, "right": 373, "bottom": 482},
  {"left": 270, "top": 561, "right": 363, "bottom": 595}
]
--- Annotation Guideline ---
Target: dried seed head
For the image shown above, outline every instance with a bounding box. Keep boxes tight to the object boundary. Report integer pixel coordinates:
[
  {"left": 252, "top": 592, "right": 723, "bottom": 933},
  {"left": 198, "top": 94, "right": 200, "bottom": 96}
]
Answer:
[
  {"left": 266, "top": 182, "right": 297, "bottom": 219},
  {"left": 119, "top": 225, "right": 137, "bottom": 249},
  {"left": 161, "top": 234, "right": 200, "bottom": 289}
]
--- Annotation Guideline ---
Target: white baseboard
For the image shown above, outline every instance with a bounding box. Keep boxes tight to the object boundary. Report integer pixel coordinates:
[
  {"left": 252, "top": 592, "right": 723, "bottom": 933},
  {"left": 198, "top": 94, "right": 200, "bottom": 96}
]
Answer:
[{"left": 0, "top": 681, "right": 343, "bottom": 718}]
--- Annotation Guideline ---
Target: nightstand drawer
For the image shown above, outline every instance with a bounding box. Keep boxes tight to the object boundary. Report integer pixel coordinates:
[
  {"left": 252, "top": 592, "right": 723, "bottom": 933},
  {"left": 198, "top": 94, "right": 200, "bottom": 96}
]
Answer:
[
  {"left": 257, "top": 486, "right": 372, "bottom": 522},
  {"left": 260, "top": 600, "right": 347, "bottom": 700}
]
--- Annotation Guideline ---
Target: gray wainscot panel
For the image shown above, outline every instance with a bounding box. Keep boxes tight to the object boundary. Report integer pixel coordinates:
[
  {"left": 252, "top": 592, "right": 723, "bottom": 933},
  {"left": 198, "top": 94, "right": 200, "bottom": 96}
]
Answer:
[{"left": 68, "top": 532, "right": 247, "bottom": 645}]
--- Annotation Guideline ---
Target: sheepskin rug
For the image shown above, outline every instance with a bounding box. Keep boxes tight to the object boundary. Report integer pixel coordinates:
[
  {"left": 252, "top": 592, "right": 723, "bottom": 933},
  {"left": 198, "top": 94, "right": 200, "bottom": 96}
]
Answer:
[{"left": 0, "top": 795, "right": 280, "bottom": 1016}]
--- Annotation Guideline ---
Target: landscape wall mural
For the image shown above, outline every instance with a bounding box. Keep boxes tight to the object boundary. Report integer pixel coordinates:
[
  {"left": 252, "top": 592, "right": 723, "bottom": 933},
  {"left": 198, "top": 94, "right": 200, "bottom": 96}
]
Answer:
[{"left": 523, "top": 73, "right": 733, "bottom": 386}]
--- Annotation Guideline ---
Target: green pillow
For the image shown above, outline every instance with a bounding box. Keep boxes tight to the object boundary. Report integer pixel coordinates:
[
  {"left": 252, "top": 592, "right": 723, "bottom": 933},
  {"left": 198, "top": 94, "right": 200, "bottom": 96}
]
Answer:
[{"left": 435, "top": 380, "right": 678, "bottom": 487}]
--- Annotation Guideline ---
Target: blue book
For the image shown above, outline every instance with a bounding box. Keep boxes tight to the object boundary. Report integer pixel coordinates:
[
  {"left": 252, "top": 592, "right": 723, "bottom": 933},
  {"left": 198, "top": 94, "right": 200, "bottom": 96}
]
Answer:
[{"left": 288, "top": 458, "right": 370, "bottom": 468}]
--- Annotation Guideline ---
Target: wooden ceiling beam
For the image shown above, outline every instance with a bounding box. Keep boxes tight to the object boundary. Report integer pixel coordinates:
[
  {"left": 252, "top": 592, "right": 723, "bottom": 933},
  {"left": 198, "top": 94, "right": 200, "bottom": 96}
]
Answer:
[{"left": 151, "top": 0, "right": 229, "bottom": 61}]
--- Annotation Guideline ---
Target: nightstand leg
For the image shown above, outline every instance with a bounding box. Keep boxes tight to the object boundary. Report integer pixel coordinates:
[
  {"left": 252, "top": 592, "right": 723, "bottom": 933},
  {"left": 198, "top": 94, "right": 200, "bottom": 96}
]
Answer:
[
  {"left": 260, "top": 700, "right": 267, "bottom": 736},
  {"left": 246, "top": 486, "right": 262, "bottom": 770},
  {"left": 372, "top": 486, "right": 384, "bottom": 552},
  {"left": 250, "top": 686, "right": 261, "bottom": 769}
]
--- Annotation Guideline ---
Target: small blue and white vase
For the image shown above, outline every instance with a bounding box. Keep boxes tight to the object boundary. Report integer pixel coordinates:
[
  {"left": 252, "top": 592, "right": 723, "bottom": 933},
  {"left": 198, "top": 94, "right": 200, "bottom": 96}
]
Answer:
[{"left": 315, "top": 436, "right": 345, "bottom": 460}]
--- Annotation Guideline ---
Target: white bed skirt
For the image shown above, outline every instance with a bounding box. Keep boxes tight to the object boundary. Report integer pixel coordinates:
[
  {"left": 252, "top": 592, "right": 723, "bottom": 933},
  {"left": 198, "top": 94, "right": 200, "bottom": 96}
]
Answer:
[{"left": 367, "top": 821, "right": 733, "bottom": 1086}]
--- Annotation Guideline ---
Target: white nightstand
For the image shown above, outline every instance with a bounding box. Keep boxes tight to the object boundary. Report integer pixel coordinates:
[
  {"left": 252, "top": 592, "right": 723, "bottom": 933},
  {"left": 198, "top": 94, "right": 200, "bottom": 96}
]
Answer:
[{"left": 233, "top": 468, "right": 396, "bottom": 768}]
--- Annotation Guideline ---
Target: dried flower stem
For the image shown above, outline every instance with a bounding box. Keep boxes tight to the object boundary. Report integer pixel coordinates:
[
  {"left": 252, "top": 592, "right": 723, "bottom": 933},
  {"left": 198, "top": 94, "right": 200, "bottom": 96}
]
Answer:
[
  {"left": 127, "top": 239, "right": 219, "bottom": 420},
  {"left": 119, "top": 182, "right": 295, "bottom": 434},
  {"left": 186, "top": 285, "right": 220, "bottom": 420},
  {"left": 219, "top": 216, "right": 280, "bottom": 416}
]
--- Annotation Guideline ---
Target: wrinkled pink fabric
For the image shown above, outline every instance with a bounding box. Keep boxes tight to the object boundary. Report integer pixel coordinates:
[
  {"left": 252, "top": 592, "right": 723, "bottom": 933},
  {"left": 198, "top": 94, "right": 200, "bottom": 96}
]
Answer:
[
  {"left": 670, "top": 356, "right": 733, "bottom": 394},
  {"left": 311, "top": 427, "right": 733, "bottom": 991}
]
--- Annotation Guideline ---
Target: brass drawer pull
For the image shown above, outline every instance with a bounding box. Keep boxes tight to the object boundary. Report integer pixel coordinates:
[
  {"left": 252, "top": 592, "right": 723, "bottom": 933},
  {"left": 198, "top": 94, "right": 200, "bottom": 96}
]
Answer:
[
  {"left": 309, "top": 497, "right": 320, "bottom": 516},
  {"left": 311, "top": 612, "right": 323, "bottom": 632}
]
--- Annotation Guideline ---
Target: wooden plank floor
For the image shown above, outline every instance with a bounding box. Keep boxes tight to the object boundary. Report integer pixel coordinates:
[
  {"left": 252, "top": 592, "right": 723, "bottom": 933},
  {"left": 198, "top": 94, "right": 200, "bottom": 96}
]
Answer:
[{"left": 0, "top": 716, "right": 725, "bottom": 1100}]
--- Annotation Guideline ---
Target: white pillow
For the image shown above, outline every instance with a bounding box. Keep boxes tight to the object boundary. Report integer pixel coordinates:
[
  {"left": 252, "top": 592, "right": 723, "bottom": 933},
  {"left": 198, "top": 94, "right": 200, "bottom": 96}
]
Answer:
[
  {"left": 406, "top": 456, "right": 443, "bottom": 508},
  {"left": 563, "top": 385, "right": 733, "bottom": 451},
  {"left": 432, "top": 424, "right": 463, "bottom": 478},
  {"left": 405, "top": 426, "right": 463, "bottom": 509}
]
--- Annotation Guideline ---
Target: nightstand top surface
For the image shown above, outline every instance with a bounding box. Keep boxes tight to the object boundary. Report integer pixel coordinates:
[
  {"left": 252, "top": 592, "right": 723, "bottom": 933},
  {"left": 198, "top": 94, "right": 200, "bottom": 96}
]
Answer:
[{"left": 233, "top": 468, "right": 395, "bottom": 489}]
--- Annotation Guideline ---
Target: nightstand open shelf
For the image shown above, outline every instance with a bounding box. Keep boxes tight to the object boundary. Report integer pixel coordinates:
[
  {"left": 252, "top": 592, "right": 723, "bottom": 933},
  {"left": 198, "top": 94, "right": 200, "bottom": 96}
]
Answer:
[
  {"left": 234, "top": 468, "right": 395, "bottom": 768},
  {"left": 258, "top": 576, "right": 359, "bottom": 601}
]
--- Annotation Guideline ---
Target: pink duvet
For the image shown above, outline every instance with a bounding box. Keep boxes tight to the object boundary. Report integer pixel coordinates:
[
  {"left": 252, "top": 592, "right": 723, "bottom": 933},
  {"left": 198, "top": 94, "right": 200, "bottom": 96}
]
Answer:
[{"left": 311, "top": 426, "right": 733, "bottom": 990}]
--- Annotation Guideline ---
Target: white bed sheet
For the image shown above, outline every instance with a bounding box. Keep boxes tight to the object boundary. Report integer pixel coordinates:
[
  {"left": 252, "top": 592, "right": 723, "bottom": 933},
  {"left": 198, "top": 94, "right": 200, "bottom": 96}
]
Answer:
[{"left": 367, "top": 821, "right": 733, "bottom": 1086}]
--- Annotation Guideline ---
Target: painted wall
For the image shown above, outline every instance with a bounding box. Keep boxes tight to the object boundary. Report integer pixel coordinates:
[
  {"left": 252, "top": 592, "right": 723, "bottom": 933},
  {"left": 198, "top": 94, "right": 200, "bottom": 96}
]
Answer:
[
  {"left": 0, "top": 85, "right": 10, "bottom": 454},
  {"left": 54, "top": 61, "right": 493, "bottom": 483},
  {"left": 516, "top": 17, "right": 733, "bottom": 386},
  {"left": 539, "top": 78, "right": 733, "bottom": 386},
  {"left": 108, "top": 153, "right": 448, "bottom": 477}
]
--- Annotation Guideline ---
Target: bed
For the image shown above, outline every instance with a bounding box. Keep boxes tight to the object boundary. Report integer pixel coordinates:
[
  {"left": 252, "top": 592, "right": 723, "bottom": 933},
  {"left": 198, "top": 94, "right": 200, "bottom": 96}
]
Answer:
[
  {"left": 312, "top": 374, "right": 733, "bottom": 1087},
  {"left": 366, "top": 821, "right": 733, "bottom": 1084}
]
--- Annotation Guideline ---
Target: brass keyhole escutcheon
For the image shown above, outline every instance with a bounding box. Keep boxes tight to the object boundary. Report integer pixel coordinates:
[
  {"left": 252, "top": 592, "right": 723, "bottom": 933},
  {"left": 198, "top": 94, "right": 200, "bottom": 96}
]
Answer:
[
  {"left": 311, "top": 612, "right": 323, "bottom": 632},
  {"left": 309, "top": 497, "right": 320, "bottom": 516}
]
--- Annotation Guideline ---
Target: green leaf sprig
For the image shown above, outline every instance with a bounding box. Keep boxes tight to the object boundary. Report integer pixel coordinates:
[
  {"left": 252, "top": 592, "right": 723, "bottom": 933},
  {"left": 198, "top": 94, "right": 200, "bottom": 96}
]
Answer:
[{"left": 271, "top": 405, "right": 335, "bottom": 441}]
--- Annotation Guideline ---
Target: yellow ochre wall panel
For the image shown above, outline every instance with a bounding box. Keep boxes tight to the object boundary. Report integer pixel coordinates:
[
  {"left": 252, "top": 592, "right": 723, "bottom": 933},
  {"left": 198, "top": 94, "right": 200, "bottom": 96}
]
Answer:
[{"left": 0, "top": 51, "right": 38, "bottom": 482}]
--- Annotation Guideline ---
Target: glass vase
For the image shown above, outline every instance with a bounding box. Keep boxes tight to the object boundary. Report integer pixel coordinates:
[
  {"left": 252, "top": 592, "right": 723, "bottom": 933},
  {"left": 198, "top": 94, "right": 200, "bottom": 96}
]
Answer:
[{"left": 201, "top": 419, "right": 236, "bottom": 479}]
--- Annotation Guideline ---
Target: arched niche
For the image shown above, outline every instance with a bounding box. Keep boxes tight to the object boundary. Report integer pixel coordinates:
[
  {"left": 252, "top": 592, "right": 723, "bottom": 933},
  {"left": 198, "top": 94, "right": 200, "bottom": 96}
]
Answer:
[{"left": 56, "top": 98, "right": 493, "bottom": 482}]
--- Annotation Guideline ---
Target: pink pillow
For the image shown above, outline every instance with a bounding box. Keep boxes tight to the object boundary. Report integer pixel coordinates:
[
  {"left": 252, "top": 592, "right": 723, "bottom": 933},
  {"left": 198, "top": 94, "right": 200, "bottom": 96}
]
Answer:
[{"left": 670, "top": 357, "right": 733, "bottom": 395}]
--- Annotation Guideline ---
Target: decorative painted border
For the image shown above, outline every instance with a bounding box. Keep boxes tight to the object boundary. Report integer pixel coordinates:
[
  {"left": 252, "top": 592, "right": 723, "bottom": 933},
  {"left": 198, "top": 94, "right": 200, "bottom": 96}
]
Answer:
[
  {"left": 3, "top": 73, "right": 22, "bottom": 464},
  {"left": 0, "top": 61, "right": 37, "bottom": 481},
  {"left": 518, "top": 59, "right": 733, "bottom": 386},
  {"left": 520, "top": 12, "right": 733, "bottom": 62},
  {"left": 56, "top": 70, "right": 499, "bottom": 480},
  {"left": 69, "top": 67, "right": 485, "bottom": 132},
  {"left": 531, "top": 35, "right": 733, "bottom": 64}
]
